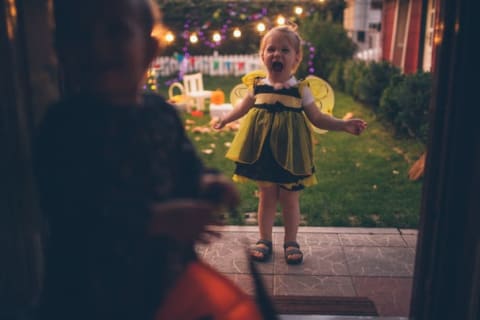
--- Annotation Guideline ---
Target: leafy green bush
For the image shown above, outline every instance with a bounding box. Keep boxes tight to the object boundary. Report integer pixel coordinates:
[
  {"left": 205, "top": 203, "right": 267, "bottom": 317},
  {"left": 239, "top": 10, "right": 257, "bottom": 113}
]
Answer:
[
  {"left": 379, "top": 72, "right": 432, "bottom": 143},
  {"left": 342, "top": 60, "right": 368, "bottom": 99},
  {"left": 299, "top": 13, "right": 356, "bottom": 79},
  {"left": 328, "top": 60, "right": 345, "bottom": 91},
  {"left": 357, "top": 61, "right": 401, "bottom": 110}
]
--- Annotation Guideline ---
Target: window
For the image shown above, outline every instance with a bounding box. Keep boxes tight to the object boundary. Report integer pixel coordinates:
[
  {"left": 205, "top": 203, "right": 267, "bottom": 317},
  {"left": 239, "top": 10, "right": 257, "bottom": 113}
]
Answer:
[
  {"left": 371, "top": 0, "right": 382, "bottom": 10},
  {"left": 357, "top": 31, "right": 365, "bottom": 43},
  {"left": 368, "top": 22, "right": 382, "bottom": 31}
]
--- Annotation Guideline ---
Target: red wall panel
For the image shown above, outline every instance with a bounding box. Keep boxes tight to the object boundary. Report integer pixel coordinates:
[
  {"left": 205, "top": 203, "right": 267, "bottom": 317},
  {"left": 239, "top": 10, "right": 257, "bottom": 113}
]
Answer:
[
  {"left": 404, "top": 0, "right": 423, "bottom": 73},
  {"left": 382, "top": 0, "right": 396, "bottom": 61}
]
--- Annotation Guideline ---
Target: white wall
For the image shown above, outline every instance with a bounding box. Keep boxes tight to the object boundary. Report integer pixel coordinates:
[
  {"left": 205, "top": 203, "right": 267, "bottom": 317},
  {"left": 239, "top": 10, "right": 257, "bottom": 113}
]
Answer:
[{"left": 344, "top": 0, "right": 382, "bottom": 61}]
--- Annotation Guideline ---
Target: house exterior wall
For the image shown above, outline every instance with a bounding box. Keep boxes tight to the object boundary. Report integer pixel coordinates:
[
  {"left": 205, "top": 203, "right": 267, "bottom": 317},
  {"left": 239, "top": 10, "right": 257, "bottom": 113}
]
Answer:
[
  {"left": 403, "top": 0, "right": 422, "bottom": 73},
  {"left": 422, "top": 0, "right": 436, "bottom": 71},
  {"left": 382, "top": 0, "right": 396, "bottom": 61},
  {"left": 344, "top": 0, "right": 383, "bottom": 61},
  {"left": 381, "top": 0, "right": 438, "bottom": 74},
  {"left": 423, "top": 0, "right": 440, "bottom": 71}
]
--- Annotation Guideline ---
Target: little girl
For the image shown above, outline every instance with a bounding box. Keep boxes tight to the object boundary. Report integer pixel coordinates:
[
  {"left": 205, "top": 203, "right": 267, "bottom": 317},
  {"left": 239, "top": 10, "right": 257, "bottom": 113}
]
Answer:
[{"left": 214, "top": 24, "right": 367, "bottom": 265}]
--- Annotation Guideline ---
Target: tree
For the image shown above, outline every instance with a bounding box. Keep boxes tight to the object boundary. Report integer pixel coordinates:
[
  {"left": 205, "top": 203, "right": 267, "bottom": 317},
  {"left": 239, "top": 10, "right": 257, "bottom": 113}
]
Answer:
[
  {"left": 298, "top": 12, "right": 356, "bottom": 79},
  {"left": 155, "top": 1, "right": 348, "bottom": 56}
]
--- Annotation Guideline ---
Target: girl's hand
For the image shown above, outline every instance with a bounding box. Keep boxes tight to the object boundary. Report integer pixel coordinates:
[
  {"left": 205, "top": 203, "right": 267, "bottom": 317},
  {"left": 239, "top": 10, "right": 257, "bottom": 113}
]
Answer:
[
  {"left": 344, "top": 119, "right": 367, "bottom": 135},
  {"left": 211, "top": 117, "right": 225, "bottom": 130}
]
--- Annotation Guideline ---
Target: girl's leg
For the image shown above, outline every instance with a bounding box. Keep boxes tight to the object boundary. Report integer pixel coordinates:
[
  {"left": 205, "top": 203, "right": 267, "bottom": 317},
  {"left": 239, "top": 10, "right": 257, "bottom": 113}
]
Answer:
[
  {"left": 279, "top": 188, "right": 303, "bottom": 263},
  {"left": 251, "top": 184, "right": 279, "bottom": 260}
]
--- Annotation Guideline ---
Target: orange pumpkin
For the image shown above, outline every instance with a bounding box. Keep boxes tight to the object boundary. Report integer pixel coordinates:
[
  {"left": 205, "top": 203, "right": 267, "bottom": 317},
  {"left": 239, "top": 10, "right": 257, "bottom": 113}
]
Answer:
[
  {"left": 154, "top": 260, "right": 264, "bottom": 320},
  {"left": 211, "top": 89, "right": 225, "bottom": 105}
]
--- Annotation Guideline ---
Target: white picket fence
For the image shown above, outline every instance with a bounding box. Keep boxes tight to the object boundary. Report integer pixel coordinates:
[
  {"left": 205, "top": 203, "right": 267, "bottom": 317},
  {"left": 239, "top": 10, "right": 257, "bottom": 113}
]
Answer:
[
  {"left": 355, "top": 47, "right": 382, "bottom": 61},
  {"left": 150, "top": 53, "right": 263, "bottom": 77}
]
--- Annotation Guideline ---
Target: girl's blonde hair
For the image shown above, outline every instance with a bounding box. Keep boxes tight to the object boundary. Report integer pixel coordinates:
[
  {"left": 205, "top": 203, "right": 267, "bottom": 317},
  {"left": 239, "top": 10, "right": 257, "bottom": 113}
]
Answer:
[{"left": 259, "top": 22, "right": 304, "bottom": 71}]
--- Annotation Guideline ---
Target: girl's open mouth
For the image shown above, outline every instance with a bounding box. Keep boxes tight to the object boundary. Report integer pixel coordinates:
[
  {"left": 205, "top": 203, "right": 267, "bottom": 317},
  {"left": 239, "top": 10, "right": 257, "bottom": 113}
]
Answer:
[{"left": 272, "top": 61, "right": 284, "bottom": 72}]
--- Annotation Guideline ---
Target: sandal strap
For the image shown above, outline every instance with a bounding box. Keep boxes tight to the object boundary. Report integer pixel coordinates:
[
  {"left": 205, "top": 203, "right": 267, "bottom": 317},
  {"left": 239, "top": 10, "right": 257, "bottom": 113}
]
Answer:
[
  {"left": 285, "top": 246, "right": 302, "bottom": 255},
  {"left": 256, "top": 239, "right": 273, "bottom": 249},
  {"left": 284, "top": 241, "right": 303, "bottom": 265},
  {"left": 251, "top": 246, "right": 270, "bottom": 255},
  {"left": 251, "top": 239, "right": 273, "bottom": 261},
  {"left": 283, "top": 241, "right": 300, "bottom": 249}
]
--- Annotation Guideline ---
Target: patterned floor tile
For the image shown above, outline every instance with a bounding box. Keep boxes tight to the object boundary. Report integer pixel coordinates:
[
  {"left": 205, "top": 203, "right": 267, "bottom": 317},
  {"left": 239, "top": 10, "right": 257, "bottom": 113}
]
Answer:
[
  {"left": 339, "top": 234, "right": 407, "bottom": 247},
  {"left": 197, "top": 226, "right": 416, "bottom": 318},
  {"left": 352, "top": 277, "right": 413, "bottom": 317},
  {"left": 274, "top": 246, "right": 350, "bottom": 276},
  {"left": 274, "top": 275, "right": 355, "bottom": 296},
  {"left": 401, "top": 234, "right": 417, "bottom": 248},
  {"left": 224, "top": 273, "right": 274, "bottom": 296},
  {"left": 344, "top": 247, "right": 415, "bottom": 277},
  {"left": 273, "top": 233, "right": 342, "bottom": 247},
  {"left": 201, "top": 241, "right": 275, "bottom": 274}
]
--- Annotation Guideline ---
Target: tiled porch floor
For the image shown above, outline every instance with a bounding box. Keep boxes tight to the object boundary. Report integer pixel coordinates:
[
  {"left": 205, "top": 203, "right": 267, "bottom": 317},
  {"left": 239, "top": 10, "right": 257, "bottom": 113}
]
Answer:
[{"left": 196, "top": 226, "right": 417, "bottom": 318}]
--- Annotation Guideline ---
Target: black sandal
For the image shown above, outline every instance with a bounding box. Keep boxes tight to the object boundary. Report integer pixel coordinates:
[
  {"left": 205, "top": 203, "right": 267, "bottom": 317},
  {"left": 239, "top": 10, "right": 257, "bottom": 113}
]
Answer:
[
  {"left": 250, "top": 239, "right": 273, "bottom": 262},
  {"left": 283, "top": 241, "right": 303, "bottom": 265}
]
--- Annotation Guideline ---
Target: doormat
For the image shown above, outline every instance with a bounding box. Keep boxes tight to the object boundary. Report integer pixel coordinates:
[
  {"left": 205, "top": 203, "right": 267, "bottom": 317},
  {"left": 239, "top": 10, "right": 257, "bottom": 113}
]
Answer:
[{"left": 271, "top": 295, "right": 378, "bottom": 316}]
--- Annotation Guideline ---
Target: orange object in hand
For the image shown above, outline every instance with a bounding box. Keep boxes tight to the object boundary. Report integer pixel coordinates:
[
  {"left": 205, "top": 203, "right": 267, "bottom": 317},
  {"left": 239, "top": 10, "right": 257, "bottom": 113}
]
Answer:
[{"left": 154, "top": 260, "right": 263, "bottom": 320}]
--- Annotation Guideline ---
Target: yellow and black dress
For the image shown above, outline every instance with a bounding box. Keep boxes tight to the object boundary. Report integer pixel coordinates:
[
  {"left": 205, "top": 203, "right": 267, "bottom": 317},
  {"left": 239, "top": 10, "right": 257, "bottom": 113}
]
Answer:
[{"left": 226, "top": 76, "right": 317, "bottom": 191}]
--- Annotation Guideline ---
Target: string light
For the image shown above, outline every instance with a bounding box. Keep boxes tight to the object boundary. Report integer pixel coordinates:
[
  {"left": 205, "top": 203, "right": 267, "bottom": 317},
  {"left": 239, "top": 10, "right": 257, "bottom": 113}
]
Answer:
[
  {"left": 256, "top": 22, "right": 266, "bottom": 33},
  {"left": 163, "top": 4, "right": 321, "bottom": 85},
  {"left": 212, "top": 32, "right": 222, "bottom": 43},
  {"left": 189, "top": 32, "right": 198, "bottom": 44},
  {"left": 166, "top": 5, "right": 317, "bottom": 46},
  {"left": 165, "top": 31, "right": 175, "bottom": 43},
  {"left": 294, "top": 6, "right": 303, "bottom": 15},
  {"left": 233, "top": 28, "right": 241, "bottom": 38},
  {"left": 305, "top": 41, "right": 316, "bottom": 74}
]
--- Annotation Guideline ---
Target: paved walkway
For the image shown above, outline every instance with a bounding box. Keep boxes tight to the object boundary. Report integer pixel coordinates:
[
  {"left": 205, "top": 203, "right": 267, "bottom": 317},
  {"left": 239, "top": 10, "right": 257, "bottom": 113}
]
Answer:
[{"left": 196, "top": 226, "right": 417, "bottom": 318}]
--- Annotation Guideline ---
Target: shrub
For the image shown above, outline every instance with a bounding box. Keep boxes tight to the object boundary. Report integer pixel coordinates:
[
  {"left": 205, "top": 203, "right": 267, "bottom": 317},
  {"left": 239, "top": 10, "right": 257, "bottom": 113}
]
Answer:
[
  {"left": 379, "top": 72, "right": 432, "bottom": 143},
  {"left": 357, "top": 61, "right": 401, "bottom": 110},
  {"left": 328, "top": 60, "right": 345, "bottom": 91},
  {"left": 299, "top": 13, "right": 357, "bottom": 79},
  {"left": 343, "top": 60, "right": 368, "bottom": 99}
]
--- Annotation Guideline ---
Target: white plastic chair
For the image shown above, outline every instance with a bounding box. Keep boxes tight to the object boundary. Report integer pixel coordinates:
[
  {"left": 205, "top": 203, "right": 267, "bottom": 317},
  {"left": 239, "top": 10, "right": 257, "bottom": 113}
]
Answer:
[{"left": 182, "top": 73, "right": 212, "bottom": 111}]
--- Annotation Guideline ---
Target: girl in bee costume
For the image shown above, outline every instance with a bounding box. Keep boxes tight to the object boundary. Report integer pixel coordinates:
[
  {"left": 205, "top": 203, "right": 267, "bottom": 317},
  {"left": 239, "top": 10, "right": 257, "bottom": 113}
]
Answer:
[{"left": 214, "top": 24, "right": 367, "bottom": 265}]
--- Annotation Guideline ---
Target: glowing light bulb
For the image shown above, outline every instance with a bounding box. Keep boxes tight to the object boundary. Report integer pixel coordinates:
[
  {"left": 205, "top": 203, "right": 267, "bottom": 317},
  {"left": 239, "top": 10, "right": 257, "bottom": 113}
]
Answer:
[
  {"left": 212, "top": 32, "right": 221, "bottom": 43},
  {"left": 189, "top": 33, "right": 198, "bottom": 43},
  {"left": 294, "top": 6, "right": 303, "bottom": 15},
  {"left": 165, "top": 32, "right": 175, "bottom": 43},
  {"left": 277, "top": 15, "right": 286, "bottom": 25},
  {"left": 257, "top": 22, "right": 266, "bottom": 33},
  {"left": 233, "top": 28, "right": 241, "bottom": 38}
]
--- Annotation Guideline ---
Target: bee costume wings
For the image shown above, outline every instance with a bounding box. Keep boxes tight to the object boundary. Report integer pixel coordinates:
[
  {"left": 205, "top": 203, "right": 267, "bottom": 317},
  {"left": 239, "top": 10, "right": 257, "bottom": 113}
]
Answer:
[{"left": 229, "top": 70, "right": 335, "bottom": 134}]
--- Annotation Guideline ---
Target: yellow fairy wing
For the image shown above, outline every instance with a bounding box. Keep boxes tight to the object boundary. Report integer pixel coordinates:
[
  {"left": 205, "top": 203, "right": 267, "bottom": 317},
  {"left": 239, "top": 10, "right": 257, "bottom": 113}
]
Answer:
[
  {"left": 241, "top": 69, "right": 267, "bottom": 88},
  {"left": 228, "top": 70, "right": 266, "bottom": 108},
  {"left": 229, "top": 83, "right": 249, "bottom": 108},
  {"left": 303, "top": 75, "right": 335, "bottom": 134},
  {"left": 229, "top": 70, "right": 266, "bottom": 124}
]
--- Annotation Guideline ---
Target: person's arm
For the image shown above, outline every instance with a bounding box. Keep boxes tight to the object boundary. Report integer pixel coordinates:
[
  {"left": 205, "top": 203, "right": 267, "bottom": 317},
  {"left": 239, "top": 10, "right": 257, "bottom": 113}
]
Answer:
[
  {"left": 303, "top": 101, "right": 367, "bottom": 135},
  {"left": 161, "top": 98, "right": 240, "bottom": 212},
  {"left": 213, "top": 94, "right": 255, "bottom": 129}
]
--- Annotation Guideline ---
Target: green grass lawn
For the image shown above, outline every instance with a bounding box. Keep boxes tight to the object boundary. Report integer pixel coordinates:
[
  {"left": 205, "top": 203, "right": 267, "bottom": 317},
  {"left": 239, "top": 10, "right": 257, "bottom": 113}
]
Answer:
[{"left": 157, "top": 75, "right": 425, "bottom": 228}]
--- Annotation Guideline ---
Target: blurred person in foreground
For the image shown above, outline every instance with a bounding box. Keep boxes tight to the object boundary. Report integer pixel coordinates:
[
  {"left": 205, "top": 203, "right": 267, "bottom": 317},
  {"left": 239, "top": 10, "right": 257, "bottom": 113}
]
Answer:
[{"left": 34, "top": 0, "right": 266, "bottom": 319}]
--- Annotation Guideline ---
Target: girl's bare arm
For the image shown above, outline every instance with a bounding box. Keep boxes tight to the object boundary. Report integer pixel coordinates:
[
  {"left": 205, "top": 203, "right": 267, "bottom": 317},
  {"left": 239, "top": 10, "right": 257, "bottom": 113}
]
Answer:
[
  {"left": 303, "top": 101, "right": 367, "bottom": 135},
  {"left": 213, "top": 95, "right": 255, "bottom": 129}
]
